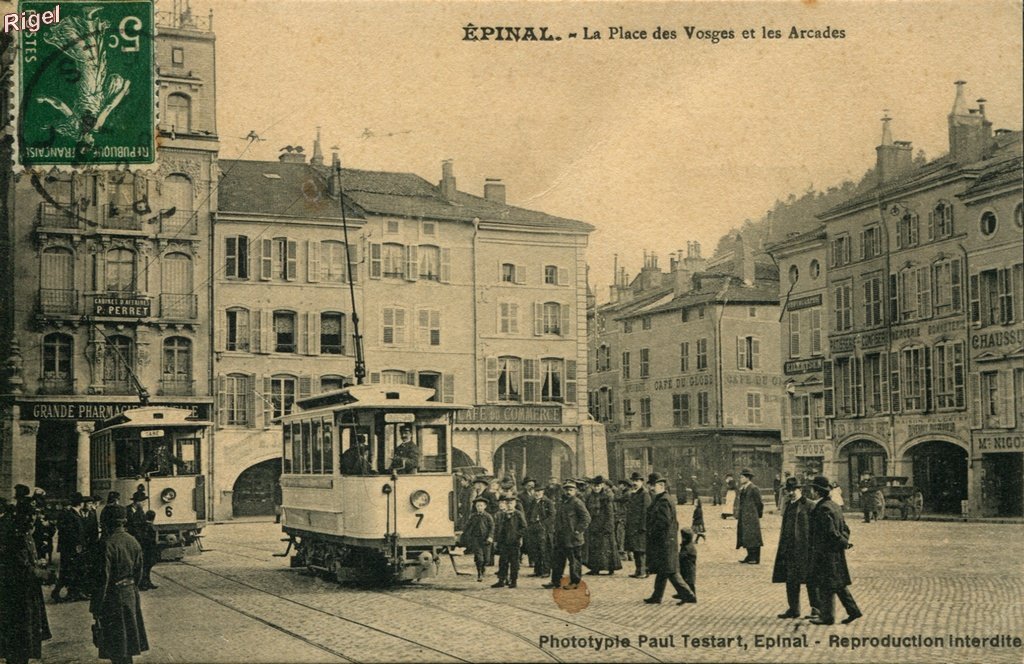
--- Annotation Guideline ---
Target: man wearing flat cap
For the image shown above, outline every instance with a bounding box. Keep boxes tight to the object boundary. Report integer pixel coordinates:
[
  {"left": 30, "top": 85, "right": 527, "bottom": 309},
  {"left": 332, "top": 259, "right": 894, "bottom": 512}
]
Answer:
[
  {"left": 643, "top": 473, "right": 695, "bottom": 604},
  {"left": 807, "top": 476, "right": 862, "bottom": 625},
  {"left": 736, "top": 468, "right": 764, "bottom": 564},
  {"left": 584, "top": 476, "right": 621, "bottom": 575},
  {"left": 543, "top": 480, "right": 590, "bottom": 590}
]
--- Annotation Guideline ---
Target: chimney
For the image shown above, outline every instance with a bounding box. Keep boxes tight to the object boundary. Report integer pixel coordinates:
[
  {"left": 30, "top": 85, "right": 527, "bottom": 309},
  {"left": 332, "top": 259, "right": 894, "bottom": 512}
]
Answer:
[
  {"left": 440, "top": 159, "right": 457, "bottom": 199},
  {"left": 483, "top": 178, "right": 506, "bottom": 204},
  {"left": 279, "top": 146, "right": 306, "bottom": 163},
  {"left": 948, "top": 81, "right": 993, "bottom": 164},
  {"left": 735, "top": 233, "right": 755, "bottom": 286},
  {"left": 310, "top": 127, "right": 324, "bottom": 166},
  {"left": 672, "top": 250, "right": 692, "bottom": 297},
  {"left": 875, "top": 113, "right": 913, "bottom": 184}
]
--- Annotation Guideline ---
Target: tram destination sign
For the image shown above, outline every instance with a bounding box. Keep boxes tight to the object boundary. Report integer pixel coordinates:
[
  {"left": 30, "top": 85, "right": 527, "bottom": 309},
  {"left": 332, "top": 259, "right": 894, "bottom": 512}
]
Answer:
[
  {"left": 93, "top": 296, "right": 151, "bottom": 317},
  {"left": 21, "top": 401, "right": 211, "bottom": 422},
  {"left": 456, "top": 405, "right": 562, "bottom": 425}
]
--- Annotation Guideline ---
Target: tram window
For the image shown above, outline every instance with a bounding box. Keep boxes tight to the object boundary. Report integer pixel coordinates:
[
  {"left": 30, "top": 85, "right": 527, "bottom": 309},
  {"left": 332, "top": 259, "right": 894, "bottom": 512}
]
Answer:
[
  {"left": 115, "top": 436, "right": 143, "bottom": 477},
  {"left": 311, "top": 419, "right": 323, "bottom": 473},
  {"left": 339, "top": 427, "right": 374, "bottom": 475},
  {"left": 144, "top": 439, "right": 189, "bottom": 476},
  {"left": 322, "top": 418, "right": 334, "bottom": 474},
  {"left": 419, "top": 426, "right": 448, "bottom": 473},
  {"left": 291, "top": 423, "right": 302, "bottom": 474},
  {"left": 389, "top": 424, "right": 423, "bottom": 474},
  {"left": 282, "top": 423, "right": 293, "bottom": 473},
  {"left": 176, "top": 438, "right": 200, "bottom": 475},
  {"left": 299, "top": 421, "right": 310, "bottom": 473}
]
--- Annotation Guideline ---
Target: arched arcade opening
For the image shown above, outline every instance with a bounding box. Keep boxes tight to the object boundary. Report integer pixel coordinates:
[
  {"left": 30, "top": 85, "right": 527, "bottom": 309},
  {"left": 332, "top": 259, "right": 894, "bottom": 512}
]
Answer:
[
  {"left": 232, "top": 458, "right": 281, "bottom": 517},
  {"left": 838, "top": 439, "right": 888, "bottom": 510},
  {"left": 493, "top": 436, "right": 574, "bottom": 485},
  {"left": 904, "top": 440, "right": 968, "bottom": 514}
]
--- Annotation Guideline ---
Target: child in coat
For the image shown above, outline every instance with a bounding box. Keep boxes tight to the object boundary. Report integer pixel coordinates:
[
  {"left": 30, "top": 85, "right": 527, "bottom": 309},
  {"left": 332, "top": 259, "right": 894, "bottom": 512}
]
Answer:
[
  {"left": 678, "top": 527, "right": 697, "bottom": 603},
  {"left": 461, "top": 497, "right": 494, "bottom": 582},
  {"left": 691, "top": 498, "right": 706, "bottom": 543}
]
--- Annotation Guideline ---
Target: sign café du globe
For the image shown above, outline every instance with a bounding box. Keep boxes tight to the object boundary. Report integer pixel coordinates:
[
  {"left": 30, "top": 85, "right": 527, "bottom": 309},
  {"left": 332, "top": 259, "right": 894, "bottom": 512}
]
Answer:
[{"left": 16, "top": 0, "right": 155, "bottom": 168}]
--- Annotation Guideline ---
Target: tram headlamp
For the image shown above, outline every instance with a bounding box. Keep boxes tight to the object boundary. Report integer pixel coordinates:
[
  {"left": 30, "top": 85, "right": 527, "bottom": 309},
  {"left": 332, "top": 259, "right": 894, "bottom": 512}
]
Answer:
[
  {"left": 160, "top": 488, "right": 177, "bottom": 503},
  {"left": 410, "top": 490, "right": 431, "bottom": 509}
]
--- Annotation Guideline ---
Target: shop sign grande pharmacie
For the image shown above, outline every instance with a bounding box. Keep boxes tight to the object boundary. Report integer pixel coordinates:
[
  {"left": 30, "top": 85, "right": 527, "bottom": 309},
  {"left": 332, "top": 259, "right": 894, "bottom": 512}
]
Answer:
[{"left": 16, "top": 0, "right": 155, "bottom": 167}]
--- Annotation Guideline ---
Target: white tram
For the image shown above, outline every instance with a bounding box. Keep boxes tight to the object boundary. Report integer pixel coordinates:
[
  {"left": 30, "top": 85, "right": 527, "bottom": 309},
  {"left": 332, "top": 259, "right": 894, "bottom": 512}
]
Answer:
[
  {"left": 278, "top": 384, "right": 467, "bottom": 583},
  {"left": 90, "top": 406, "right": 210, "bottom": 559}
]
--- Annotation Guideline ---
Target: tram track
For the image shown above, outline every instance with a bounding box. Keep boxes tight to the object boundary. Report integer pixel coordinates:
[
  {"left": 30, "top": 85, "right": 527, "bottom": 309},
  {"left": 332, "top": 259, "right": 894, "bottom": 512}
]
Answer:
[
  {"left": 207, "top": 542, "right": 665, "bottom": 663},
  {"left": 157, "top": 560, "right": 470, "bottom": 663}
]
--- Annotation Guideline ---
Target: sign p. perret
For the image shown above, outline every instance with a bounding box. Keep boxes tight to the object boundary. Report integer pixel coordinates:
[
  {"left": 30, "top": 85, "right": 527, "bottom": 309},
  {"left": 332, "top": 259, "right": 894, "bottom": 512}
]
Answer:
[{"left": 17, "top": 0, "right": 156, "bottom": 167}]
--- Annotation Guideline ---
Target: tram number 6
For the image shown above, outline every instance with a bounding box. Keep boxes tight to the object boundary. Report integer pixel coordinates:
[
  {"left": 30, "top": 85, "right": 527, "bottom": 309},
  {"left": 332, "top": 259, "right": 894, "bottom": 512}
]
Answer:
[
  {"left": 165, "top": 505, "right": 173, "bottom": 518},
  {"left": 414, "top": 513, "right": 424, "bottom": 528}
]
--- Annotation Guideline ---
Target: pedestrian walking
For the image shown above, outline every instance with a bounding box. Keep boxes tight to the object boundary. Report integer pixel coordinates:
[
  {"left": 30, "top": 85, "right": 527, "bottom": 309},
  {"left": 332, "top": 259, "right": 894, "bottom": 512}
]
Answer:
[
  {"left": 518, "top": 477, "right": 537, "bottom": 565},
  {"left": 542, "top": 480, "right": 590, "bottom": 590},
  {"left": 491, "top": 497, "right": 527, "bottom": 588},
  {"left": 678, "top": 527, "right": 697, "bottom": 602},
  {"left": 642, "top": 473, "right": 695, "bottom": 604},
  {"left": 0, "top": 497, "right": 52, "bottom": 664},
  {"left": 83, "top": 495, "right": 101, "bottom": 545},
  {"left": 772, "top": 477, "right": 814, "bottom": 619},
  {"left": 624, "top": 472, "right": 651, "bottom": 577},
  {"left": 721, "top": 473, "right": 737, "bottom": 518},
  {"left": 139, "top": 511, "right": 159, "bottom": 591},
  {"left": 710, "top": 473, "right": 722, "bottom": 506},
  {"left": 89, "top": 504, "right": 149, "bottom": 664},
  {"left": 584, "top": 476, "right": 621, "bottom": 575},
  {"left": 614, "top": 480, "right": 630, "bottom": 560},
  {"left": 689, "top": 475, "right": 700, "bottom": 505},
  {"left": 526, "top": 485, "right": 555, "bottom": 577},
  {"left": 807, "top": 476, "right": 862, "bottom": 626},
  {"left": 53, "top": 492, "right": 87, "bottom": 602},
  {"left": 858, "top": 471, "right": 875, "bottom": 523},
  {"left": 735, "top": 469, "right": 764, "bottom": 564},
  {"left": 126, "top": 490, "right": 147, "bottom": 544},
  {"left": 460, "top": 497, "right": 494, "bottom": 582},
  {"left": 692, "top": 497, "right": 706, "bottom": 543}
]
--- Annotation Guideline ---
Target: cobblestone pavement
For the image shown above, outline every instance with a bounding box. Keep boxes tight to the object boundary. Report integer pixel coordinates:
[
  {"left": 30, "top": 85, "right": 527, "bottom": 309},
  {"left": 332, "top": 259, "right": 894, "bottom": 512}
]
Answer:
[{"left": 35, "top": 504, "right": 1024, "bottom": 664}]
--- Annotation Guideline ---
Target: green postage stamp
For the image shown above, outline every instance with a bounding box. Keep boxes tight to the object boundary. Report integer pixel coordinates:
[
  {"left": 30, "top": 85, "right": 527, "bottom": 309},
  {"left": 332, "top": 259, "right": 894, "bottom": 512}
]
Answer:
[{"left": 16, "top": 0, "right": 156, "bottom": 168}]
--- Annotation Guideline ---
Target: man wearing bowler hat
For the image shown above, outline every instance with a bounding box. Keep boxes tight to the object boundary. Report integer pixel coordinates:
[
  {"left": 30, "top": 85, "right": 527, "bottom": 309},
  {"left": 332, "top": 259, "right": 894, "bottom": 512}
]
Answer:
[
  {"left": 542, "top": 480, "right": 590, "bottom": 590},
  {"left": 772, "top": 476, "right": 814, "bottom": 618},
  {"left": 643, "top": 473, "right": 695, "bottom": 604},
  {"left": 126, "top": 490, "right": 148, "bottom": 545},
  {"left": 624, "top": 472, "right": 652, "bottom": 578},
  {"left": 736, "top": 468, "right": 764, "bottom": 564},
  {"left": 807, "top": 475, "right": 862, "bottom": 625}
]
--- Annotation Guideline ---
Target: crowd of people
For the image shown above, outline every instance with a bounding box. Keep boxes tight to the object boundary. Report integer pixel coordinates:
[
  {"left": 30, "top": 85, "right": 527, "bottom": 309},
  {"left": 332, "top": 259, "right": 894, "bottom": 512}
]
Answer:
[
  {"left": 0, "top": 485, "right": 152, "bottom": 664},
  {"left": 456, "top": 467, "right": 861, "bottom": 622}
]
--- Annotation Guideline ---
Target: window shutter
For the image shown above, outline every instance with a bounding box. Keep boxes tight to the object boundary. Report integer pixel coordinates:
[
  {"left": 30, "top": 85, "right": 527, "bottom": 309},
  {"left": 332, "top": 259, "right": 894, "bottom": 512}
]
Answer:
[
  {"left": 789, "top": 311, "right": 800, "bottom": 357},
  {"left": 1000, "top": 371, "right": 1016, "bottom": 428},
  {"left": 262, "top": 309, "right": 274, "bottom": 353},
  {"left": 307, "top": 240, "right": 320, "bottom": 282},
  {"left": 515, "top": 264, "right": 526, "bottom": 285},
  {"left": 405, "top": 245, "right": 418, "bottom": 281},
  {"left": 509, "top": 303, "right": 519, "bottom": 334},
  {"left": 895, "top": 222, "right": 903, "bottom": 250},
  {"left": 953, "top": 342, "right": 965, "bottom": 409},
  {"left": 823, "top": 360, "right": 834, "bottom": 417},
  {"left": 246, "top": 374, "right": 257, "bottom": 427},
  {"left": 394, "top": 308, "right": 406, "bottom": 344},
  {"left": 440, "top": 248, "right": 451, "bottom": 283},
  {"left": 226, "top": 237, "right": 237, "bottom": 277},
  {"left": 523, "top": 358, "right": 539, "bottom": 403},
  {"left": 299, "top": 375, "right": 312, "bottom": 400},
  {"left": 853, "top": 356, "right": 864, "bottom": 416},
  {"left": 306, "top": 312, "right": 319, "bottom": 355},
  {"left": 216, "top": 374, "right": 226, "bottom": 427},
  {"left": 442, "top": 374, "right": 454, "bottom": 403},
  {"left": 920, "top": 347, "right": 931, "bottom": 412},
  {"left": 533, "top": 302, "right": 543, "bottom": 336},
  {"left": 214, "top": 308, "right": 226, "bottom": 352},
  {"left": 951, "top": 259, "right": 963, "bottom": 312},
  {"left": 927, "top": 209, "right": 935, "bottom": 242},
  {"left": 890, "top": 351, "right": 901, "bottom": 413},
  {"left": 736, "top": 336, "right": 746, "bottom": 369},
  {"left": 252, "top": 309, "right": 262, "bottom": 352},
  {"left": 969, "top": 373, "right": 980, "bottom": 429},
  {"left": 260, "top": 239, "right": 272, "bottom": 280},
  {"left": 369, "top": 243, "right": 382, "bottom": 279},
  {"left": 880, "top": 352, "right": 890, "bottom": 414},
  {"left": 238, "top": 236, "right": 249, "bottom": 279},
  {"left": 969, "top": 273, "right": 980, "bottom": 324},
  {"left": 565, "top": 360, "right": 577, "bottom": 405},
  {"left": 1013, "top": 264, "right": 1024, "bottom": 323},
  {"left": 558, "top": 267, "right": 569, "bottom": 286},
  {"left": 752, "top": 338, "right": 760, "bottom": 369},
  {"left": 918, "top": 268, "right": 932, "bottom": 318},
  {"left": 485, "top": 357, "right": 498, "bottom": 402},
  {"left": 859, "top": 230, "right": 865, "bottom": 260},
  {"left": 262, "top": 376, "right": 273, "bottom": 427},
  {"left": 560, "top": 304, "right": 570, "bottom": 337},
  {"left": 369, "top": 372, "right": 381, "bottom": 384},
  {"left": 889, "top": 274, "right": 899, "bottom": 322},
  {"left": 406, "top": 371, "right": 417, "bottom": 386},
  {"left": 496, "top": 304, "right": 504, "bottom": 335},
  {"left": 431, "top": 311, "right": 440, "bottom": 345},
  {"left": 810, "top": 309, "right": 821, "bottom": 354},
  {"left": 418, "top": 309, "right": 430, "bottom": 347}
]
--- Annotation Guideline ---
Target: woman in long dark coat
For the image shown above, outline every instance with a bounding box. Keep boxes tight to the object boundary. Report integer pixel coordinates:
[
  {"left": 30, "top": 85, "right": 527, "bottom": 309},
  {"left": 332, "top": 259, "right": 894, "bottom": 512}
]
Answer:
[
  {"left": 583, "top": 477, "right": 622, "bottom": 574},
  {"left": 624, "top": 474, "right": 652, "bottom": 577},
  {"left": 643, "top": 474, "right": 695, "bottom": 604},
  {"left": 90, "top": 505, "right": 148, "bottom": 664},
  {"left": 0, "top": 502, "right": 52, "bottom": 664}
]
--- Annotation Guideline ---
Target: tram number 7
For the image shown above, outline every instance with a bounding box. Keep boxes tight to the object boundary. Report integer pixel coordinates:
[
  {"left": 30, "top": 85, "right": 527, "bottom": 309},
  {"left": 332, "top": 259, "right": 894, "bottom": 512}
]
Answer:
[{"left": 414, "top": 513, "right": 424, "bottom": 528}]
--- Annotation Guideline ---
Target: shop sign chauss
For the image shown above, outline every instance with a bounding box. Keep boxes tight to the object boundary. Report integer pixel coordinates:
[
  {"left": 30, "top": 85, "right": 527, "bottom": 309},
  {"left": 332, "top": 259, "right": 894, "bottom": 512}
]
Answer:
[
  {"left": 21, "top": 401, "right": 211, "bottom": 422},
  {"left": 16, "top": 0, "right": 156, "bottom": 167},
  {"left": 456, "top": 405, "right": 562, "bottom": 425}
]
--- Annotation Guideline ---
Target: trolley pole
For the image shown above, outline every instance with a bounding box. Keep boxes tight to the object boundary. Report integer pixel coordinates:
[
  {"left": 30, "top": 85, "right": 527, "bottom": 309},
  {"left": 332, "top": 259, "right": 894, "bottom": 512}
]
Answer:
[{"left": 335, "top": 161, "right": 367, "bottom": 384}]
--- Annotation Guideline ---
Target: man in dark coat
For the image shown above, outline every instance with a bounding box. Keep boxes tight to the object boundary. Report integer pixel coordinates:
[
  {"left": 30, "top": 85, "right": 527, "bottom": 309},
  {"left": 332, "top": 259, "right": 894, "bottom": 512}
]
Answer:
[
  {"left": 624, "top": 472, "right": 652, "bottom": 578},
  {"left": 735, "top": 469, "right": 764, "bottom": 564},
  {"left": 807, "top": 476, "right": 862, "bottom": 626},
  {"left": 139, "top": 511, "right": 159, "bottom": 591},
  {"left": 491, "top": 497, "right": 528, "bottom": 588},
  {"left": 526, "top": 485, "right": 555, "bottom": 577},
  {"left": 464, "top": 478, "right": 498, "bottom": 524},
  {"left": 613, "top": 480, "right": 629, "bottom": 559},
  {"left": 126, "top": 490, "right": 148, "bottom": 545},
  {"left": 772, "top": 477, "right": 814, "bottom": 618},
  {"left": 90, "top": 505, "right": 149, "bottom": 664},
  {"left": 643, "top": 473, "right": 695, "bottom": 604},
  {"left": 858, "top": 471, "right": 875, "bottom": 523},
  {"left": 542, "top": 480, "right": 591, "bottom": 590},
  {"left": 83, "top": 496, "right": 102, "bottom": 545},
  {"left": 710, "top": 473, "right": 723, "bottom": 506},
  {"left": 0, "top": 499, "right": 52, "bottom": 664},
  {"left": 460, "top": 497, "right": 494, "bottom": 582},
  {"left": 53, "top": 492, "right": 87, "bottom": 602},
  {"left": 583, "top": 476, "right": 621, "bottom": 575},
  {"left": 518, "top": 478, "right": 537, "bottom": 565}
]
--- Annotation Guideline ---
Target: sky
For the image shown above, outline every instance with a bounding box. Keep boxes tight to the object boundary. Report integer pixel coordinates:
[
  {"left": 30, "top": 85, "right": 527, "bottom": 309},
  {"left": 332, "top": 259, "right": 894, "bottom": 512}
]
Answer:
[{"left": 194, "top": 0, "right": 1022, "bottom": 301}]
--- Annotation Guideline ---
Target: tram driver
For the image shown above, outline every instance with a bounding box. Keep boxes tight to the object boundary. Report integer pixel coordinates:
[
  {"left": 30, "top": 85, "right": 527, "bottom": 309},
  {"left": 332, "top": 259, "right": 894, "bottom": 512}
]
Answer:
[
  {"left": 143, "top": 442, "right": 186, "bottom": 476},
  {"left": 390, "top": 426, "right": 420, "bottom": 474},
  {"left": 340, "top": 435, "right": 373, "bottom": 475}
]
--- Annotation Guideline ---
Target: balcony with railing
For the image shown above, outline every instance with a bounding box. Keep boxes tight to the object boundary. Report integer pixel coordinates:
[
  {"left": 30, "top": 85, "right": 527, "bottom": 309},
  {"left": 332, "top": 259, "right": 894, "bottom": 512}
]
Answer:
[
  {"left": 159, "top": 293, "right": 198, "bottom": 319},
  {"left": 38, "top": 202, "right": 81, "bottom": 229},
  {"left": 103, "top": 205, "right": 143, "bottom": 231},
  {"left": 159, "top": 210, "right": 197, "bottom": 235},
  {"left": 38, "top": 377, "right": 75, "bottom": 395},
  {"left": 39, "top": 289, "right": 79, "bottom": 315},
  {"left": 156, "top": 7, "right": 212, "bottom": 31},
  {"left": 158, "top": 378, "right": 195, "bottom": 396}
]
